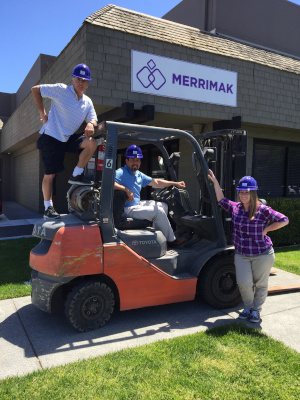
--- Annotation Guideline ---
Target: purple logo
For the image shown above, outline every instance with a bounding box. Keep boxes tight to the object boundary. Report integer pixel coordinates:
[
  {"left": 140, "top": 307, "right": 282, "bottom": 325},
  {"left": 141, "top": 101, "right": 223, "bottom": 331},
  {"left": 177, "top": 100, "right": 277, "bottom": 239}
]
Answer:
[{"left": 136, "top": 59, "right": 166, "bottom": 90}]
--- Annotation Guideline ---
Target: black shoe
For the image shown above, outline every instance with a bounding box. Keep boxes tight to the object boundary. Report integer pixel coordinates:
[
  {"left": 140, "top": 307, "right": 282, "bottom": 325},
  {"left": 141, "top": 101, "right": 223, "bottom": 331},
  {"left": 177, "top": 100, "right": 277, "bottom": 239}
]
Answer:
[
  {"left": 238, "top": 308, "right": 251, "bottom": 320},
  {"left": 68, "top": 173, "right": 94, "bottom": 186},
  {"left": 44, "top": 206, "right": 60, "bottom": 219},
  {"left": 249, "top": 309, "right": 260, "bottom": 323},
  {"left": 167, "top": 236, "right": 187, "bottom": 247}
]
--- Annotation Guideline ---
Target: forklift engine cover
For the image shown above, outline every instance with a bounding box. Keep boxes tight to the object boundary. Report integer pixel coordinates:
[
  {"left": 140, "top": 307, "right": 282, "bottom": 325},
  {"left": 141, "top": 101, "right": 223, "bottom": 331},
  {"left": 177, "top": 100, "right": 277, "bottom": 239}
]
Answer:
[
  {"left": 32, "top": 213, "right": 86, "bottom": 241},
  {"left": 117, "top": 228, "right": 167, "bottom": 258}
]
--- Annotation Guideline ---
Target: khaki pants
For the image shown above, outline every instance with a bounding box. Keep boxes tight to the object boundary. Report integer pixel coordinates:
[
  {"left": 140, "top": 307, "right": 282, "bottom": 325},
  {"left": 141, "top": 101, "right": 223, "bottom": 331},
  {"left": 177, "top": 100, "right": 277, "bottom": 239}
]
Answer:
[
  {"left": 123, "top": 200, "right": 176, "bottom": 242},
  {"left": 234, "top": 248, "right": 275, "bottom": 312}
]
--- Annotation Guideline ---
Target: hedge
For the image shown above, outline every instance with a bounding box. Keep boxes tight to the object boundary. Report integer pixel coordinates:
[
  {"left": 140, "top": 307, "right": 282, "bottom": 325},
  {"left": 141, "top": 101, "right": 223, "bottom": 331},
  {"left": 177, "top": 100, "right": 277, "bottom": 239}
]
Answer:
[{"left": 265, "top": 198, "right": 300, "bottom": 247}]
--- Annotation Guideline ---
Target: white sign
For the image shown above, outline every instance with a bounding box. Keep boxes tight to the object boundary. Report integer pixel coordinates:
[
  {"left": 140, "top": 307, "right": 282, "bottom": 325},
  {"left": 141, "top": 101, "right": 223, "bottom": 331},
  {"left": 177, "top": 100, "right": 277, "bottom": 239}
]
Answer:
[
  {"left": 105, "top": 159, "right": 113, "bottom": 169},
  {"left": 131, "top": 50, "right": 237, "bottom": 107}
]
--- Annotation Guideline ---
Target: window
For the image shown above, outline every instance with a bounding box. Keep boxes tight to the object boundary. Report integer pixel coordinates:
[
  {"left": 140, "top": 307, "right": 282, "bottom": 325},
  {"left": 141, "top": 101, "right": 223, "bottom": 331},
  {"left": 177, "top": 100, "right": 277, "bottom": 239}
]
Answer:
[{"left": 252, "top": 139, "right": 300, "bottom": 198}]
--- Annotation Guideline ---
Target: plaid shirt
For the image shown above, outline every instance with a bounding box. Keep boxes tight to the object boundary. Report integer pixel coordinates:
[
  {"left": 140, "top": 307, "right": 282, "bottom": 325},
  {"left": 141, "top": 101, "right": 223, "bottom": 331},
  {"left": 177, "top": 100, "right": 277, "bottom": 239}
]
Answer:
[{"left": 219, "top": 197, "right": 289, "bottom": 256}]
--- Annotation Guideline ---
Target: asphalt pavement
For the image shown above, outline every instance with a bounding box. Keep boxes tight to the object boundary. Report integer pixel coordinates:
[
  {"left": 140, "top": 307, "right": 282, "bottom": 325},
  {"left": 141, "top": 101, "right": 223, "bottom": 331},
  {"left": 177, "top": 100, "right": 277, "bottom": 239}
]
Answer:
[{"left": 0, "top": 202, "right": 300, "bottom": 381}]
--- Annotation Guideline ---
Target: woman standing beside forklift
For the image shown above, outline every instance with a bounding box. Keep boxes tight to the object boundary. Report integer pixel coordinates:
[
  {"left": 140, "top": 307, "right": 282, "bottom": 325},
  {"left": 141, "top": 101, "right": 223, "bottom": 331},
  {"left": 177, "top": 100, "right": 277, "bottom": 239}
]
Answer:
[{"left": 208, "top": 170, "right": 289, "bottom": 323}]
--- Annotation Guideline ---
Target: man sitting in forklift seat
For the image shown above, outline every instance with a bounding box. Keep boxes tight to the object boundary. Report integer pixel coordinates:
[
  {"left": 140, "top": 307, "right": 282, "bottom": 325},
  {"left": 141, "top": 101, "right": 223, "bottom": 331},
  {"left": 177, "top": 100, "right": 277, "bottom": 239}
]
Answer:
[{"left": 114, "top": 145, "right": 187, "bottom": 247}]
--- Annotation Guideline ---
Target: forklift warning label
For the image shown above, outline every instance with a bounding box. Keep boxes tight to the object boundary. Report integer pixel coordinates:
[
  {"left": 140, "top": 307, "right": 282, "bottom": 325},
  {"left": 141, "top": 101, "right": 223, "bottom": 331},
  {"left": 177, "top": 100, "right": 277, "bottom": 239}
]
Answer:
[{"left": 131, "top": 50, "right": 237, "bottom": 107}]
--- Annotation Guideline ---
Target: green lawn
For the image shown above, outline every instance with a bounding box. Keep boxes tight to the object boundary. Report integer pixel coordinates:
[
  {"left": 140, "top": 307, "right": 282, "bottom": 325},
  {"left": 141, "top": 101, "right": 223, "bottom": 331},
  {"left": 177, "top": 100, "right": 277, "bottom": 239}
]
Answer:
[
  {"left": 0, "top": 239, "right": 299, "bottom": 398},
  {"left": 0, "top": 237, "right": 39, "bottom": 300},
  {"left": 274, "top": 245, "right": 300, "bottom": 276},
  {"left": 0, "top": 324, "right": 299, "bottom": 399},
  {"left": 0, "top": 238, "right": 299, "bottom": 301}
]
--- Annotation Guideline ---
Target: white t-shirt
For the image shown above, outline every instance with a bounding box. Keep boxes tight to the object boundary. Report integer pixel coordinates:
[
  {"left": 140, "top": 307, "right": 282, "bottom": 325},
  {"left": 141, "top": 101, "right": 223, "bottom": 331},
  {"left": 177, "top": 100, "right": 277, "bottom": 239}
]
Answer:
[{"left": 39, "top": 83, "right": 97, "bottom": 142}]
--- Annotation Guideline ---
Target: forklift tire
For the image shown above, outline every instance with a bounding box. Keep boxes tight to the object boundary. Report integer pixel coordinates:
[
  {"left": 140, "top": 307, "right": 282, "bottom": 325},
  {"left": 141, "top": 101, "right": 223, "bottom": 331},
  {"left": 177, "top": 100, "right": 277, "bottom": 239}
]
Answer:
[
  {"left": 198, "top": 255, "right": 241, "bottom": 309},
  {"left": 64, "top": 280, "right": 115, "bottom": 332}
]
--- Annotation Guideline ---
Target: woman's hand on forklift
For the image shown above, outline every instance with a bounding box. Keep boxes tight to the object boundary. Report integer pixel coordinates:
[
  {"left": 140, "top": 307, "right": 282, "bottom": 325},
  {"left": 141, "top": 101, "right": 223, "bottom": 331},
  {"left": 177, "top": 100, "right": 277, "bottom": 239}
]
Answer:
[
  {"left": 208, "top": 169, "right": 224, "bottom": 202},
  {"left": 208, "top": 169, "right": 217, "bottom": 183}
]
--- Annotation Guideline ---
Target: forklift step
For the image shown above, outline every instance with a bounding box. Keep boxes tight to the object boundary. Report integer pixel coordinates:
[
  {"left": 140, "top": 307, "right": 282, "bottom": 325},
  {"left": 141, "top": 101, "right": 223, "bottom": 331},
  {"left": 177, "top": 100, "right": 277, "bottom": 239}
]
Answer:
[
  {"left": 149, "top": 248, "right": 198, "bottom": 277},
  {"left": 268, "top": 284, "right": 300, "bottom": 294}
]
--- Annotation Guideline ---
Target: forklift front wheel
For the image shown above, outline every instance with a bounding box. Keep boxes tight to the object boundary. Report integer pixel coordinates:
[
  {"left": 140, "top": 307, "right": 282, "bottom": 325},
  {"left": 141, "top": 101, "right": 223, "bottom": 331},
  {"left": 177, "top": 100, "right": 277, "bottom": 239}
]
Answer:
[
  {"left": 64, "top": 280, "right": 115, "bottom": 332},
  {"left": 198, "top": 255, "right": 241, "bottom": 309}
]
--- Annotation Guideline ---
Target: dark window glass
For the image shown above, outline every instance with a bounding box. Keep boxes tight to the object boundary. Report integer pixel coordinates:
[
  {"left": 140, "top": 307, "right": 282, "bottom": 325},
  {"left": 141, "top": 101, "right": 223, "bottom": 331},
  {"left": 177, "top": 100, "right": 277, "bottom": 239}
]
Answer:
[
  {"left": 287, "top": 146, "right": 300, "bottom": 197},
  {"left": 253, "top": 139, "right": 300, "bottom": 198}
]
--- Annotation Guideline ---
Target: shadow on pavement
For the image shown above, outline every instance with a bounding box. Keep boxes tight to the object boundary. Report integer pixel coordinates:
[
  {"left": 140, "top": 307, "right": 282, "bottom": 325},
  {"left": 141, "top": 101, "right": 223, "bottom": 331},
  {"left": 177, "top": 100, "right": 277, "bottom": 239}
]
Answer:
[{"left": 2, "top": 298, "right": 238, "bottom": 360}]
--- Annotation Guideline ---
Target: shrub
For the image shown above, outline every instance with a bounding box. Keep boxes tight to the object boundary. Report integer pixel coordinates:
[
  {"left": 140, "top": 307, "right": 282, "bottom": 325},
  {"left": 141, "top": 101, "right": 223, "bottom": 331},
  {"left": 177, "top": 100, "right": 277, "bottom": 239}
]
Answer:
[{"left": 265, "top": 197, "right": 300, "bottom": 246}]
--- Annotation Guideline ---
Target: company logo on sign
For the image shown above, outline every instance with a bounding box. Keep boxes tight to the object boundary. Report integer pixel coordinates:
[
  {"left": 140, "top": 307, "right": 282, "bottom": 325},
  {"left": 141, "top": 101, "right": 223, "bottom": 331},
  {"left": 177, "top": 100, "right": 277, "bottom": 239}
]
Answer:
[
  {"left": 136, "top": 59, "right": 166, "bottom": 90},
  {"left": 131, "top": 50, "right": 237, "bottom": 107}
]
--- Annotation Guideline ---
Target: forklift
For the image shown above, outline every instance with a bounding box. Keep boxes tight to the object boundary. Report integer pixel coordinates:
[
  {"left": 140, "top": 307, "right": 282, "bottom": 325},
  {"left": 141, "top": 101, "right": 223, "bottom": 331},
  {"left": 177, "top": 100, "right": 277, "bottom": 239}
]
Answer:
[{"left": 30, "top": 122, "right": 247, "bottom": 332}]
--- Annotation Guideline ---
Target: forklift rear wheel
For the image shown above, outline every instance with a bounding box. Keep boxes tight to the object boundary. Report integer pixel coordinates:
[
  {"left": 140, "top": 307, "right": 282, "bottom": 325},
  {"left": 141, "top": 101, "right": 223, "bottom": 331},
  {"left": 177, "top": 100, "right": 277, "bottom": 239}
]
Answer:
[
  {"left": 198, "top": 255, "right": 241, "bottom": 309},
  {"left": 64, "top": 280, "right": 115, "bottom": 332}
]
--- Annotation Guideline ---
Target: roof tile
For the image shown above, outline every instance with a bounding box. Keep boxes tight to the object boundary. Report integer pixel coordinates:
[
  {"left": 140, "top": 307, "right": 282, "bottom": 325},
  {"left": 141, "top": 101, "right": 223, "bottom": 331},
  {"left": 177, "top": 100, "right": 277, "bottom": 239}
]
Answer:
[{"left": 85, "top": 5, "right": 300, "bottom": 75}]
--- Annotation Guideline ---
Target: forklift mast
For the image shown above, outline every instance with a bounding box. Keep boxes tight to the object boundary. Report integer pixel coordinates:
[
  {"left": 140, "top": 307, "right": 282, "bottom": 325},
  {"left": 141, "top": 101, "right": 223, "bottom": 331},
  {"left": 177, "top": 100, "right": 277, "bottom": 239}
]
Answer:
[{"left": 195, "top": 129, "right": 247, "bottom": 243}]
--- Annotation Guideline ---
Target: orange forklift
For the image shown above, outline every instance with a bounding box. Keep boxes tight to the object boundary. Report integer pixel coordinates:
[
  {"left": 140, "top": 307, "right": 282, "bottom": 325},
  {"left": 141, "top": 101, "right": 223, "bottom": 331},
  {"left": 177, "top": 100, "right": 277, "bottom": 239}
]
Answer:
[{"left": 30, "top": 122, "right": 247, "bottom": 332}]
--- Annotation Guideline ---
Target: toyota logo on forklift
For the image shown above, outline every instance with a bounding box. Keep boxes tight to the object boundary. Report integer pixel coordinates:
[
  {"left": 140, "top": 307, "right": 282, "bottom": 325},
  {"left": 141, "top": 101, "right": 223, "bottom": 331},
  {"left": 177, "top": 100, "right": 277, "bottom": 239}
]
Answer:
[{"left": 132, "top": 240, "right": 157, "bottom": 245}]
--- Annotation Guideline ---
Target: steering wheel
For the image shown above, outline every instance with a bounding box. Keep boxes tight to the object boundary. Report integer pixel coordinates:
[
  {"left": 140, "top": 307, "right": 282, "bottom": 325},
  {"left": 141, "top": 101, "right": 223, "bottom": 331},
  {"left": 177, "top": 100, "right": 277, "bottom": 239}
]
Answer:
[{"left": 152, "top": 186, "right": 175, "bottom": 202}]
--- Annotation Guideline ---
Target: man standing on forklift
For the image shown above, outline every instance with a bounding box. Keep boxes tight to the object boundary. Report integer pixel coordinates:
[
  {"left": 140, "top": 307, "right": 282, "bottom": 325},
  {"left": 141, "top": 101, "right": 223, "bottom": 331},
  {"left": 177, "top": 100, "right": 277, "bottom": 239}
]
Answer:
[
  {"left": 32, "top": 64, "right": 98, "bottom": 219},
  {"left": 114, "top": 145, "right": 187, "bottom": 247}
]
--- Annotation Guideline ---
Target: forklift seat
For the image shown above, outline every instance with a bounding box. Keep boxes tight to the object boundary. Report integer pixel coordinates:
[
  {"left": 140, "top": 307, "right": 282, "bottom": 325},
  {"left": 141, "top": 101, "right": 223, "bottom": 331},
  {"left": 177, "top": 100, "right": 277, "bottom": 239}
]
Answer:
[{"left": 113, "top": 191, "right": 150, "bottom": 230}]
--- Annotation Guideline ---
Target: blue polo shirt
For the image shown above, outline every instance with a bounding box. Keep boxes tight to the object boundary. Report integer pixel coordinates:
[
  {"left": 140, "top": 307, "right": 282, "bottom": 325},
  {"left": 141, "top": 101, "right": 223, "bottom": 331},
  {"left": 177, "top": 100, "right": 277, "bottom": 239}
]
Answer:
[
  {"left": 39, "top": 83, "right": 97, "bottom": 142},
  {"left": 115, "top": 165, "right": 153, "bottom": 207}
]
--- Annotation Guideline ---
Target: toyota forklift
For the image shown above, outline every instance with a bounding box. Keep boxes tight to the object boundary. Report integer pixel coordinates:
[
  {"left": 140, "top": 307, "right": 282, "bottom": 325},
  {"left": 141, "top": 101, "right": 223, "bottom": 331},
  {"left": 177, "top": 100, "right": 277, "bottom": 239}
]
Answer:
[{"left": 30, "top": 122, "right": 247, "bottom": 332}]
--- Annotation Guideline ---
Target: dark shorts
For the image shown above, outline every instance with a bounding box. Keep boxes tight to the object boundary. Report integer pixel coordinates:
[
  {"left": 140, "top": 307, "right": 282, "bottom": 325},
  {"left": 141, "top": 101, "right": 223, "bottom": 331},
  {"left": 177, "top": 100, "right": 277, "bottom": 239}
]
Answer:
[{"left": 37, "top": 133, "right": 85, "bottom": 175}]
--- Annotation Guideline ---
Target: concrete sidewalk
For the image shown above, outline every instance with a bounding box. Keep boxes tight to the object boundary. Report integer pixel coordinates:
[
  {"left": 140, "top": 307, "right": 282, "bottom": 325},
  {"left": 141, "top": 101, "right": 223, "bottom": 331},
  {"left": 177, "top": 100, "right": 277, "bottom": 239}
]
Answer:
[
  {"left": 0, "top": 201, "right": 43, "bottom": 240},
  {"left": 1, "top": 268, "right": 300, "bottom": 381}
]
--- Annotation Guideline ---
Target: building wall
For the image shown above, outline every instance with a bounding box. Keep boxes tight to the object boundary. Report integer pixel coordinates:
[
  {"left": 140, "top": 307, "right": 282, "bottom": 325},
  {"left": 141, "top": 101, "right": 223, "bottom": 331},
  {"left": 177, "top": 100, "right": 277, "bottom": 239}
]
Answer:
[
  {"left": 13, "top": 142, "right": 41, "bottom": 210},
  {"left": 163, "top": 0, "right": 207, "bottom": 31},
  {"left": 15, "top": 54, "right": 56, "bottom": 110},
  {"left": 163, "top": 0, "right": 300, "bottom": 57},
  {"left": 246, "top": 122, "right": 300, "bottom": 177},
  {"left": 2, "top": 21, "right": 300, "bottom": 156},
  {"left": 85, "top": 23, "right": 300, "bottom": 131},
  {"left": 1, "top": 8, "right": 300, "bottom": 212},
  {"left": 0, "top": 92, "right": 16, "bottom": 119}
]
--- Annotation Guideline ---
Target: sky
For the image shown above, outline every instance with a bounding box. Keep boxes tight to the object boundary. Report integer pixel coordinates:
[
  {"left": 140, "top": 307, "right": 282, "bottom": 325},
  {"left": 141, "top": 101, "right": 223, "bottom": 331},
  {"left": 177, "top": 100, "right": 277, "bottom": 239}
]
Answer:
[{"left": 1, "top": 0, "right": 300, "bottom": 94}]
